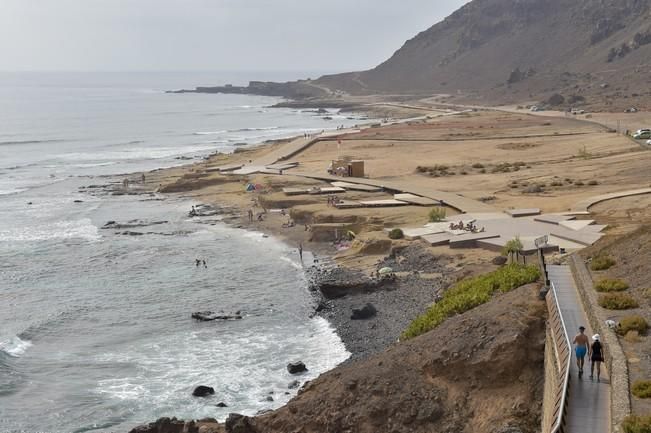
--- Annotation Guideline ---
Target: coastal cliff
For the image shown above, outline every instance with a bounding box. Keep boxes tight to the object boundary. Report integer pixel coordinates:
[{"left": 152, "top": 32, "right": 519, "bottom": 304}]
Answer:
[{"left": 168, "top": 80, "right": 329, "bottom": 100}]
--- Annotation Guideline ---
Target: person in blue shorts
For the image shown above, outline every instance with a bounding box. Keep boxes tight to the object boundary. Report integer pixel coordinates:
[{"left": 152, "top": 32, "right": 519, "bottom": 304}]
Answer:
[{"left": 573, "top": 326, "right": 589, "bottom": 376}]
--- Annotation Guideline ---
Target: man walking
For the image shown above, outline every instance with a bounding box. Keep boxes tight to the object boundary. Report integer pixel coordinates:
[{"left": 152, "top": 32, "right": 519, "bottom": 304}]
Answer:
[{"left": 573, "top": 326, "right": 589, "bottom": 377}]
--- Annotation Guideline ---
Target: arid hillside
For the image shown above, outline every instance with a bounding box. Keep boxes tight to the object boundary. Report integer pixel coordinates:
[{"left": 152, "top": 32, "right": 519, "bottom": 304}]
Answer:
[{"left": 317, "top": 0, "right": 651, "bottom": 109}]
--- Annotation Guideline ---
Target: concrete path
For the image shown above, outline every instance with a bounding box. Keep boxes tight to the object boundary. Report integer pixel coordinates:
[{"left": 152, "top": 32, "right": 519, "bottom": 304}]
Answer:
[
  {"left": 547, "top": 265, "right": 610, "bottom": 433},
  {"left": 291, "top": 171, "right": 497, "bottom": 213},
  {"left": 572, "top": 188, "right": 651, "bottom": 213}
]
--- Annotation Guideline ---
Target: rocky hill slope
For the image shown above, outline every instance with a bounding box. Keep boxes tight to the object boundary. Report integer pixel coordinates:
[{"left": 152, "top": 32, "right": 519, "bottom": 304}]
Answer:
[
  {"left": 317, "top": 0, "right": 651, "bottom": 108},
  {"left": 131, "top": 283, "right": 545, "bottom": 433}
]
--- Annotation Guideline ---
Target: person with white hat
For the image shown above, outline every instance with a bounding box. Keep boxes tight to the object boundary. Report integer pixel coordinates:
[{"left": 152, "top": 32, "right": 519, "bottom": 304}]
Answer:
[{"left": 589, "top": 334, "right": 604, "bottom": 381}]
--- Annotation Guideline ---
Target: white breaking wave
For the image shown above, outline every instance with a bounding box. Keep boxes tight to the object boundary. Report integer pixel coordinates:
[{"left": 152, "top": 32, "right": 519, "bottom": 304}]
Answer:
[
  {"left": 193, "top": 130, "right": 227, "bottom": 136},
  {"left": 0, "top": 218, "right": 100, "bottom": 242},
  {"left": 0, "top": 335, "right": 33, "bottom": 357}
]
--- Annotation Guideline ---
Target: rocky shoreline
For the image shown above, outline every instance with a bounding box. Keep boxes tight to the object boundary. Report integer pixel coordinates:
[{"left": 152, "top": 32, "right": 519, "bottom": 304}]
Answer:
[
  {"left": 94, "top": 176, "right": 458, "bottom": 364},
  {"left": 305, "top": 244, "right": 456, "bottom": 360}
]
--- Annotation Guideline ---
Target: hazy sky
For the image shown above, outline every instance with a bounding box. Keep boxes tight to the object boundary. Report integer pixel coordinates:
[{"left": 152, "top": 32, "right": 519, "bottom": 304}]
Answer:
[{"left": 0, "top": 0, "right": 469, "bottom": 73}]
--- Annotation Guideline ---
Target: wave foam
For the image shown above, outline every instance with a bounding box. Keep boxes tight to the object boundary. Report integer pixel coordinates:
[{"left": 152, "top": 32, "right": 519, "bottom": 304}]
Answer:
[
  {"left": 0, "top": 336, "right": 33, "bottom": 357},
  {"left": 0, "top": 218, "right": 101, "bottom": 242},
  {"left": 193, "top": 130, "right": 227, "bottom": 136}
]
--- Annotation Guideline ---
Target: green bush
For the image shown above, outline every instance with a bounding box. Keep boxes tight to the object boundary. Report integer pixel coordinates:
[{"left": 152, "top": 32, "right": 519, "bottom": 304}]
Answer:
[
  {"left": 402, "top": 264, "right": 540, "bottom": 340},
  {"left": 595, "top": 278, "right": 629, "bottom": 292},
  {"left": 619, "top": 316, "right": 649, "bottom": 335},
  {"left": 632, "top": 381, "right": 651, "bottom": 399},
  {"left": 388, "top": 228, "right": 404, "bottom": 240},
  {"left": 428, "top": 207, "right": 447, "bottom": 222},
  {"left": 599, "top": 293, "right": 639, "bottom": 310},
  {"left": 591, "top": 256, "right": 616, "bottom": 270},
  {"left": 622, "top": 414, "right": 651, "bottom": 433}
]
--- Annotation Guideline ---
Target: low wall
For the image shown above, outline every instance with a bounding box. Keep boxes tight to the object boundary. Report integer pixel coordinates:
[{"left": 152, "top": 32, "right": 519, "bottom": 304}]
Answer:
[{"left": 568, "top": 254, "right": 631, "bottom": 433}]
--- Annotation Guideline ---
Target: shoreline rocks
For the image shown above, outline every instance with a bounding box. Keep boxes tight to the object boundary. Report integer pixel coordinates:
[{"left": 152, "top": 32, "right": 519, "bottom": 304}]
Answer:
[
  {"left": 192, "top": 311, "right": 243, "bottom": 321},
  {"left": 192, "top": 386, "right": 215, "bottom": 397},
  {"left": 287, "top": 362, "right": 307, "bottom": 375},
  {"left": 350, "top": 303, "right": 377, "bottom": 320}
]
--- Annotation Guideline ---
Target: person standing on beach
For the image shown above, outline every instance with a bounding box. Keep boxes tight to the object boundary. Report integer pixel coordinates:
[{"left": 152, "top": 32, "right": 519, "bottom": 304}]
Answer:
[
  {"left": 195, "top": 259, "right": 201, "bottom": 267},
  {"left": 590, "top": 334, "right": 605, "bottom": 381},
  {"left": 298, "top": 243, "right": 303, "bottom": 262},
  {"left": 572, "top": 326, "right": 589, "bottom": 376},
  {"left": 202, "top": 259, "right": 207, "bottom": 269}
]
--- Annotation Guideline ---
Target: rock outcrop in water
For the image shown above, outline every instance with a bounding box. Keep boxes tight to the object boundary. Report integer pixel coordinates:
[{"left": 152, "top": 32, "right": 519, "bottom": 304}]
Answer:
[
  {"left": 192, "top": 386, "right": 215, "bottom": 397},
  {"left": 286, "top": 362, "right": 307, "bottom": 375},
  {"left": 191, "top": 311, "right": 243, "bottom": 321}
]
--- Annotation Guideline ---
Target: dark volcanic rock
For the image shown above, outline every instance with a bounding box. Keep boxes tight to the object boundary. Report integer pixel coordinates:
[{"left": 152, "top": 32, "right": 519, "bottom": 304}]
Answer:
[
  {"left": 287, "top": 362, "right": 308, "bottom": 375},
  {"left": 128, "top": 417, "right": 186, "bottom": 433},
  {"left": 287, "top": 380, "right": 300, "bottom": 389},
  {"left": 192, "top": 385, "right": 215, "bottom": 397},
  {"left": 216, "top": 402, "right": 228, "bottom": 408},
  {"left": 492, "top": 256, "right": 508, "bottom": 266},
  {"left": 312, "top": 266, "right": 393, "bottom": 299},
  {"left": 192, "top": 311, "right": 243, "bottom": 321},
  {"left": 225, "top": 413, "right": 256, "bottom": 433},
  {"left": 350, "top": 303, "right": 377, "bottom": 320}
]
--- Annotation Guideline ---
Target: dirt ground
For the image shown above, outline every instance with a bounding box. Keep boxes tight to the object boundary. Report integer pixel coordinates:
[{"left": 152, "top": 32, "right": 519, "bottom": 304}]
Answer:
[
  {"left": 291, "top": 110, "right": 649, "bottom": 212},
  {"left": 145, "top": 109, "right": 651, "bottom": 268}
]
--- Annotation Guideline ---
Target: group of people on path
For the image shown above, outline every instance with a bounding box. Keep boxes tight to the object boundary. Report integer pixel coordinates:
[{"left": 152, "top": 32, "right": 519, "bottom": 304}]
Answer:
[{"left": 573, "top": 326, "right": 605, "bottom": 381}]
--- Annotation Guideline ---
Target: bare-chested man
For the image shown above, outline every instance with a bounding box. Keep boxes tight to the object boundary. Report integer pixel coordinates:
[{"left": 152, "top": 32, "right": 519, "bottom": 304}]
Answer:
[{"left": 573, "top": 326, "right": 589, "bottom": 376}]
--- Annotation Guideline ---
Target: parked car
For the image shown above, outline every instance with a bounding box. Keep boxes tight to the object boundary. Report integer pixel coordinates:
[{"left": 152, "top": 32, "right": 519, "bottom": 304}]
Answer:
[
  {"left": 633, "top": 130, "right": 651, "bottom": 139},
  {"left": 646, "top": 139, "right": 651, "bottom": 145}
]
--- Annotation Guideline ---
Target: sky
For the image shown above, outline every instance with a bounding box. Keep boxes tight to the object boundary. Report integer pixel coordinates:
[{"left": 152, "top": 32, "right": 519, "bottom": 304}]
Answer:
[{"left": 0, "top": 0, "right": 469, "bottom": 73}]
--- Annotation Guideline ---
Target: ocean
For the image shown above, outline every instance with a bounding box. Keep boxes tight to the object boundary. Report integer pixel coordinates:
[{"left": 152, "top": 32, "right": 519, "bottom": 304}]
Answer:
[{"left": 0, "top": 71, "right": 358, "bottom": 433}]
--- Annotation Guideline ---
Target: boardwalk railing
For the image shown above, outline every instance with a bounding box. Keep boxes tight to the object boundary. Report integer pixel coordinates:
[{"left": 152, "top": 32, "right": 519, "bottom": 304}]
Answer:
[{"left": 546, "top": 282, "right": 572, "bottom": 433}]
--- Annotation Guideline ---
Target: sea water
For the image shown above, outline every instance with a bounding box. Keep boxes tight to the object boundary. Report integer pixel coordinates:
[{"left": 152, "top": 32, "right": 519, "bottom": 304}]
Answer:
[{"left": 0, "top": 72, "right": 357, "bottom": 433}]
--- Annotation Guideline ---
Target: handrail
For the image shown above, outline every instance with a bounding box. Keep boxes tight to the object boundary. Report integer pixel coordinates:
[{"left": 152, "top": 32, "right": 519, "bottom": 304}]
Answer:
[{"left": 549, "top": 281, "right": 572, "bottom": 433}]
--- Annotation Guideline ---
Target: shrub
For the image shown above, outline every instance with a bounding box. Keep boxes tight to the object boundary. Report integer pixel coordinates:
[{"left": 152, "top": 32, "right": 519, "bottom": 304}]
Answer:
[
  {"left": 622, "top": 414, "right": 651, "bottom": 433},
  {"left": 472, "top": 163, "right": 484, "bottom": 169},
  {"left": 588, "top": 180, "right": 599, "bottom": 186},
  {"left": 402, "top": 264, "right": 540, "bottom": 339},
  {"left": 428, "top": 207, "right": 447, "bottom": 222},
  {"left": 632, "top": 381, "right": 651, "bottom": 399},
  {"left": 618, "top": 316, "right": 649, "bottom": 335},
  {"left": 599, "top": 293, "right": 639, "bottom": 310},
  {"left": 625, "top": 330, "right": 641, "bottom": 343},
  {"left": 594, "top": 278, "right": 629, "bottom": 292},
  {"left": 591, "top": 256, "right": 616, "bottom": 270},
  {"left": 388, "top": 228, "right": 404, "bottom": 240}
]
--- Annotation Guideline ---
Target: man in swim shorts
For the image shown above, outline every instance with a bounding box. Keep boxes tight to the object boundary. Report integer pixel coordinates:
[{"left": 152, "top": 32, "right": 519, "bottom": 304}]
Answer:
[{"left": 573, "top": 326, "right": 589, "bottom": 376}]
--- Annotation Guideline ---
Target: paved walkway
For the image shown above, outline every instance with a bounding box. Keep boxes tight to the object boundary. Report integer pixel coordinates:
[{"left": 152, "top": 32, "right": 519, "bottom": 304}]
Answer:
[
  {"left": 572, "top": 187, "right": 651, "bottom": 213},
  {"left": 547, "top": 265, "right": 610, "bottom": 433},
  {"left": 291, "top": 171, "right": 497, "bottom": 213}
]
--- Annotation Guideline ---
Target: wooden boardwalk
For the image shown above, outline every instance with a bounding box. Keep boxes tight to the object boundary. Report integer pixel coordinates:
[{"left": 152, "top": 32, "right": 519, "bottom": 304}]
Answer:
[{"left": 547, "top": 265, "right": 610, "bottom": 433}]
